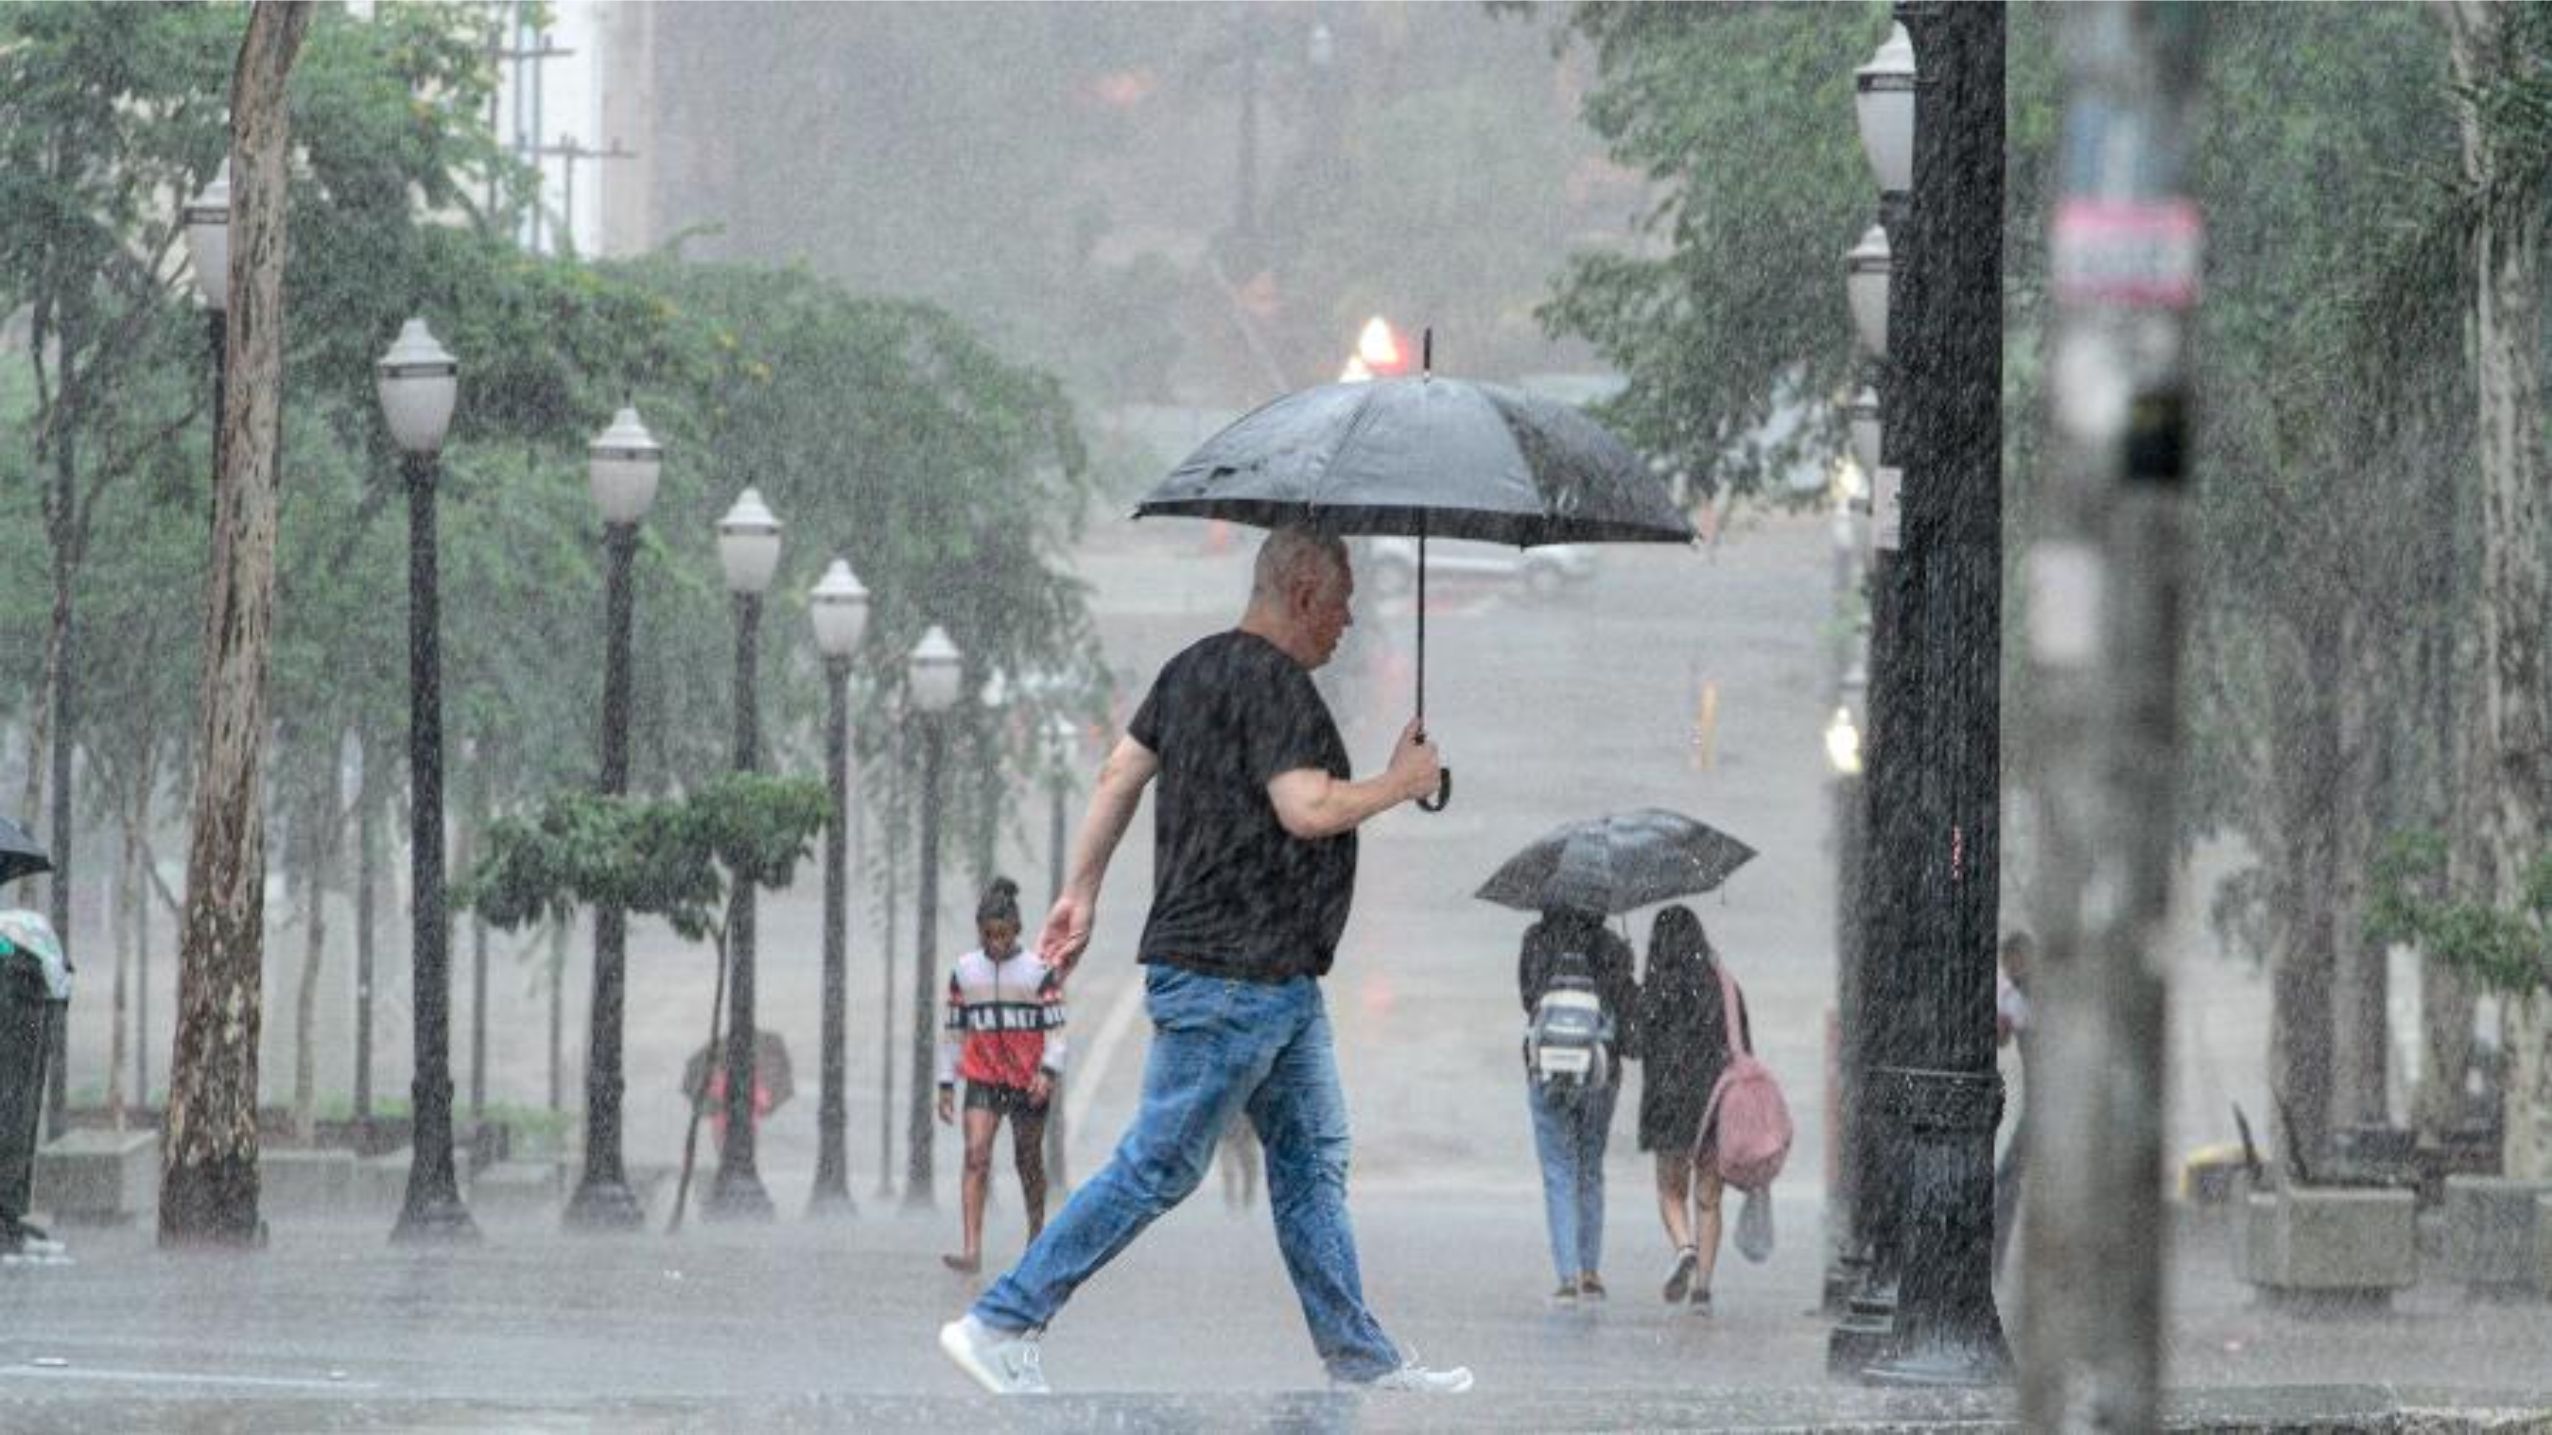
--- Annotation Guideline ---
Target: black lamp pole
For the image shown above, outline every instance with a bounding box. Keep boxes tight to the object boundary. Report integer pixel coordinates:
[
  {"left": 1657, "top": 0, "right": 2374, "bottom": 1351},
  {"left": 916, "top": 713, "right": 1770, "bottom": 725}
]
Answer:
[
  {"left": 567, "top": 520, "right": 645, "bottom": 1229},
  {"left": 903, "top": 714, "right": 945, "bottom": 1209},
  {"left": 707, "top": 590, "right": 775, "bottom": 1220},
  {"left": 809, "top": 653, "right": 857, "bottom": 1216},
  {"left": 394, "top": 448, "right": 476, "bottom": 1244}
]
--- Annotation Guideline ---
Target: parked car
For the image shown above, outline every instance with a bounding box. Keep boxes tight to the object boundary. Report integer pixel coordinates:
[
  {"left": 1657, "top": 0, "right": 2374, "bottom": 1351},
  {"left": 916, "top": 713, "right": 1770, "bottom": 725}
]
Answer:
[{"left": 1359, "top": 536, "right": 1598, "bottom": 600}]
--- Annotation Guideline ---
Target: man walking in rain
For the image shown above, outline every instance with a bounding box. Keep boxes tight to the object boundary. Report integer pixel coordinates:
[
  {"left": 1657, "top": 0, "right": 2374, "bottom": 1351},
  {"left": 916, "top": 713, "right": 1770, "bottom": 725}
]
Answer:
[{"left": 939, "top": 528, "right": 1472, "bottom": 1395}]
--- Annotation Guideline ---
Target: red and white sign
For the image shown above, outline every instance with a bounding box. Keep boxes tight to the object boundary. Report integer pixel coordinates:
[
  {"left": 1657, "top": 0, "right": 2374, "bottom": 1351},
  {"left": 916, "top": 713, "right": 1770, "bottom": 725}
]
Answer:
[{"left": 2052, "top": 198, "right": 2203, "bottom": 310}]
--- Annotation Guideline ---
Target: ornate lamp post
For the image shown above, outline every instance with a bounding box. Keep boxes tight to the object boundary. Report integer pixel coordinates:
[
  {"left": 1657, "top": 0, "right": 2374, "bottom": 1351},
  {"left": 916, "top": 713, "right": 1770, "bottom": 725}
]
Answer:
[
  {"left": 901, "top": 625, "right": 963, "bottom": 1209},
  {"left": 705, "top": 488, "right": 783, "bottom": 1220},
  {"left": 566, "top": 405, "right": 661, "bottom": 1231},
  {"left": 808, "top": 557, "right": 871, "bottom": 1217},
  {"left": 184, "top": 160, "right": 232, "bottom": 462},
  {"left": 380, "top": 318, "right": 476, "bottom": 1244}
]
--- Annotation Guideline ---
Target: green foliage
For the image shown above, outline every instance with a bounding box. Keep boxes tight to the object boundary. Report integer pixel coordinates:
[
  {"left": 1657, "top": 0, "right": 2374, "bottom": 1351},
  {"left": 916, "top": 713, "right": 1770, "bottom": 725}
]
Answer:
[
  {"left": 2366, "top": 830, "right": 2552, "bottom": 997},
  {"left": 462, "top": 774, "right": 829, "bottom": 946},
  {"left": 1536, "top": 3, "right": 1882, "bottom": 485}
]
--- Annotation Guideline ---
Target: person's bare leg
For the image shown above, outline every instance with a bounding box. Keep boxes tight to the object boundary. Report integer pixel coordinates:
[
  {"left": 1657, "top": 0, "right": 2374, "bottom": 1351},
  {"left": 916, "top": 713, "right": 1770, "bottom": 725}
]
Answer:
[
  {"left": 1012, "top": 1108, "right": 1050, "bottom": 1241},
  {"left": 947, "top": 1108, "right": 999, "bottom": 1272},
  {"left": 1654, "top": 1151, "right": 1694, "bottom": 1252},
  {"left": 1691, "top": 1160, "right": 1726, "bottom": 1299}
]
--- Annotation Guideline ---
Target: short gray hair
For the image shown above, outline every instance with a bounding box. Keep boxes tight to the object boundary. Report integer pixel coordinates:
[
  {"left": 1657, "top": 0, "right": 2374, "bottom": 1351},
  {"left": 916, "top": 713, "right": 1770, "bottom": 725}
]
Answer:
[{"left": 1251, "top": 526, "right": 1348, "bottom": 602}]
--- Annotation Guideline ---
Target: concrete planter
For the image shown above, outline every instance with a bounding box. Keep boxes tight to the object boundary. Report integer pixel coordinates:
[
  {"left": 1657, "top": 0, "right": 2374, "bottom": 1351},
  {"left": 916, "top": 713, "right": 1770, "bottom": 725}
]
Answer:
[
  {"left": 2441, "top": 1176, "right": 2548, "bottom": 1299},
  {"left": 260, "top": 1149, "right": 360, "bottom": 1217},
  {"left": 33, "top": 1129, "right": 158, "bottom": 1226},
  {"left": 2239, "top": 1187, "right": 2418, "bottom": 1309}
]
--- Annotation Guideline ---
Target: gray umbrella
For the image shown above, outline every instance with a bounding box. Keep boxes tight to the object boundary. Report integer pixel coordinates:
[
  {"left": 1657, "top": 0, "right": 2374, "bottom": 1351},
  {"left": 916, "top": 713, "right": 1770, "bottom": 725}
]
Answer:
[
  {"left": 0, "top": 816, "right": 51, "bottom": 890},
  {"left": 1475, "top": 809, "right": 1756, "bottom": 916},
  {"left": 1135, "top": 338, "right": 1693, "bottom": 809}
]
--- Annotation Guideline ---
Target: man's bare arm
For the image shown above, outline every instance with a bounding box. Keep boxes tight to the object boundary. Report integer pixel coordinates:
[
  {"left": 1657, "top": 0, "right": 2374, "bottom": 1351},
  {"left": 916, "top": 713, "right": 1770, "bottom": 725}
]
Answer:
[
  {"left": 1267, "top": 718, "right": 1441, "bottom": 840},
  {"left": 1036, "top": 734, "right": 1160, "bottom": 972}
]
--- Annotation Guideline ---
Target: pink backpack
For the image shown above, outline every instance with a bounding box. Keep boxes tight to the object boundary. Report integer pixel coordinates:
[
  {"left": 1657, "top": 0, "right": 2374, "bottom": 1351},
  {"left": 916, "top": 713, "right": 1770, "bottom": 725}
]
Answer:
[{"left": 1699, "top": 963, "right": 1791, "bottom": 1192}]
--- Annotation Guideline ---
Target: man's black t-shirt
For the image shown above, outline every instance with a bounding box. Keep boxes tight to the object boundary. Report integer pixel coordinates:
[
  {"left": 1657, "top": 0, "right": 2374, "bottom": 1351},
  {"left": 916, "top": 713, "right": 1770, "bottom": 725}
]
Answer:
[{"left": 1128, "top": 630, "right": 1356, "bottom": 981}]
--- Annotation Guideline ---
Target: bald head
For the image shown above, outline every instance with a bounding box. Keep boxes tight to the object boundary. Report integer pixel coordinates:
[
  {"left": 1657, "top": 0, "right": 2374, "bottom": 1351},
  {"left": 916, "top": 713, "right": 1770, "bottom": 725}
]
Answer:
[
  {"left": 1252, "top": 527, "right": 1349, "bottom": 604},
  {"left": 1241, "top": 527, "right": 1354, "bottom": 669}
]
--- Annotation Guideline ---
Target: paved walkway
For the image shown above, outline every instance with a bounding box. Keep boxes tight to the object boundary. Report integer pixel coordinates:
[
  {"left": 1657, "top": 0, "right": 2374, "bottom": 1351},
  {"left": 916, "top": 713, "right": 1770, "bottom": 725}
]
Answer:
[{"left": 3, "top": 1192, "right": 2548, "bottom": 1430}]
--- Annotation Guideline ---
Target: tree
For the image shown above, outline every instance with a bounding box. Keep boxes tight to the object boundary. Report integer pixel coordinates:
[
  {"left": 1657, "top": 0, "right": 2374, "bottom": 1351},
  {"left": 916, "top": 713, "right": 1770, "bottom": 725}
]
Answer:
[
  {"left": 2441, "top": 0, "right": 2552, "bottom": 1179},
  {"left": 160, "top": 0, "right": 313, "bottom": 1247}
]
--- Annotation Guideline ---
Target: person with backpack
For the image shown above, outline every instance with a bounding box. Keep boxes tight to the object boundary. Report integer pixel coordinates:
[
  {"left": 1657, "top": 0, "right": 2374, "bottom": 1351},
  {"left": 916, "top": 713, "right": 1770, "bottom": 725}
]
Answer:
[
  {"left": 1638, "top": 905, "right": 1751, "bottom": 1314},
  {"left": 1517, "top": 905, "right": 1639, "bottom": 1304}
]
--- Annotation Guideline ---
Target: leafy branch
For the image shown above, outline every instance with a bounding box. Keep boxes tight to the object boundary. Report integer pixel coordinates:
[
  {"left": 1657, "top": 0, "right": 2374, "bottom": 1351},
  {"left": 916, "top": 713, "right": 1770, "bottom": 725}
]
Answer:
[{"left": 2365, "top": 829, "right": 2552, "bottom": 996}]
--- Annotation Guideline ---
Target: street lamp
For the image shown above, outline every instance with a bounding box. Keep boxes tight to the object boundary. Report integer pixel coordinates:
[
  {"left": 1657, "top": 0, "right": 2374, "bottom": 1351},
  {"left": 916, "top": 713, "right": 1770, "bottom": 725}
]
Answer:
[
  {"left": 903, "top": 624, "right": 962, "bottom": 1209},
  {"left": 1856, "top": 23, "right": 1916, "bottom": 199},
  {"left": 1849, "top": 386, "right": 1883, "bottom": 480},
  {"left": 808, "top": 556, "right": 871, "bottom": 1218},
  {"left": 705, "top": 487, "right": 783, "bottom": 1221},
  {"left": 1040, "top": 711, "right": 1079, "bottom": 1190},
  {"left": 566, "top": 405, "right": 661, "bottom": 1232},
  {"left": 379, "top": 317, "right": 475, "bottom": 1244},
  {"left": 1846, "top": 225, "right": 1893, "bottom": 358}
]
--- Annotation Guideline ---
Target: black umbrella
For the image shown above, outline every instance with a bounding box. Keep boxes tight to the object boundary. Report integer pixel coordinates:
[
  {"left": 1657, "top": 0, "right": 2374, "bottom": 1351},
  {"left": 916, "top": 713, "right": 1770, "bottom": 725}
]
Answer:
[
  {"left": 0, "top": 816, "right": 51, "bottom": 890},
  {"left": 1475, "top": 809, "right": 1756, "bottom": 916},
  {"left": 1134, "top": 333, "right": 1693, "bottom": 809}
]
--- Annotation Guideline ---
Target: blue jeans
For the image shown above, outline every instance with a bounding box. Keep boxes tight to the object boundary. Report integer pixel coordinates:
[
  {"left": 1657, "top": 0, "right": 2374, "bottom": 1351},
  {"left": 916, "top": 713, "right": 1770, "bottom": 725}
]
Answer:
[
  {"left": 1526, "top": 1076, "right": 1617, "bottom": 1283},
  {"left": 973, "top": 966, "right": 1402, "bottom": 1382}
]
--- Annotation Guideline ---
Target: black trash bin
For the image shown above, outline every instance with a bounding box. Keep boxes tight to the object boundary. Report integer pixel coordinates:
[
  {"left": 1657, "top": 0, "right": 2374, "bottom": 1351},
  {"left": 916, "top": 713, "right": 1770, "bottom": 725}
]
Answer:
[{"left": 0, "top": 912, "right": 69, "bottom": 1259}]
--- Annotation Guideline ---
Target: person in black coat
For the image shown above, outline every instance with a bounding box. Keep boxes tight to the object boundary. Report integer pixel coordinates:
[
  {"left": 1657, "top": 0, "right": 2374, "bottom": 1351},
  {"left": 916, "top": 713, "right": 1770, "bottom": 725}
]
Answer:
[
  {"left": 1638, "top": 905, "right": 1748, "bottom": 1313},
  {"left": 1517, "top": 906, "right": 1639, "bottom": 1303}
]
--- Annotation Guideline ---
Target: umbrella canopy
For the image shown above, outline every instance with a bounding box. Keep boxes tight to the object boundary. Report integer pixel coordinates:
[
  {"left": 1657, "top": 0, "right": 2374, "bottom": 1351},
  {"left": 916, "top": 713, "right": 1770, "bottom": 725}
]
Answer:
[
  {"left": 1476, "top": 809, "right": 1756, "bottom": 916},
  {"left": 1135, "top": 358, "right": 1692, "bottom": 812},
  {"left": 0, "top": 816, "right": 50, "bottom": 890},
  {"left": 1137, "top": 375, "right": 1694, "bottom": 547},
  {"left": 682, "top": 1029, "right": 796, "bottom": 1112}
]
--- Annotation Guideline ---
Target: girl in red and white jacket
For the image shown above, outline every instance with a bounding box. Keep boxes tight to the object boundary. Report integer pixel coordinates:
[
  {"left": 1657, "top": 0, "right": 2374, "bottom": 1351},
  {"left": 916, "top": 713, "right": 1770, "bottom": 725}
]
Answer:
[{"left": 937, "top": 877, "right": 1068, "bottom": 1274}]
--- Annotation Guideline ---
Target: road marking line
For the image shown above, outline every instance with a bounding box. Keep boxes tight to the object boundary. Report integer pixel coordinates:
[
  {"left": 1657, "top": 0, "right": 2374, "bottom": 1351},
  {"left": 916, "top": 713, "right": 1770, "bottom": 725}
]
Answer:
[
  {"left": 2, "top": 1365, "right": 384, "bottom": 1392},
  {"left": 1066, "top": 970, "right": 1148, "bottom": 1141}
]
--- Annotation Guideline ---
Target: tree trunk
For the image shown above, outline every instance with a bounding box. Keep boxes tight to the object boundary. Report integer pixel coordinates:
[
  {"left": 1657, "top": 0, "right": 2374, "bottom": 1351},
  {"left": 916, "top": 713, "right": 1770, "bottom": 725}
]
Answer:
[
  {"left": 2446, "top": 0, "right": 2552, "bottom": 1181},
  {"left": 2331, "top": 609, "right": 2388, "bottom": 1127},
  {"left": 2267, "top": 609, "right": 2344, "bottom": 1176},
  {"left": 160, "top": 0, "right": 314, "bottom": 1248}
]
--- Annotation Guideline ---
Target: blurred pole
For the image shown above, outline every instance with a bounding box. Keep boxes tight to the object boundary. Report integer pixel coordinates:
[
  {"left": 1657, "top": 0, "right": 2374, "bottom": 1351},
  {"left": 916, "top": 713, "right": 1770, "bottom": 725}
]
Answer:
[
  {"left": 2021, "top": 6, "right": 2201, "bottom": 1426},
  {"left": 706, "top": 591, "right": 774, "bottom": 1220},
  {"left": 355, "top": 735, "right": 377, "bottom": 1127},
  {"left": 1865, "top": 0, "right": 2008, "bottom": 1385},
  {"left": 810, "top": 654, "right": 857, "bottom": 1217},
  {"left": 1044, "top": 762, "right": 1071, "bottom": 1192},
  {"left": 876, "top": 715, "right": 904, "bottom": 1202},
  {"left": 903, "top": 717, "right": 946, "bottom": 1209},
  {"left": 394, "top": 450, "right": 476, "bottom": 1244},
  {"left": 1829, "top": 169, "right": 1920, "bottom": 1376},
  {"left": 568, "top": 520, "right": 643, "bottom": 1228}
]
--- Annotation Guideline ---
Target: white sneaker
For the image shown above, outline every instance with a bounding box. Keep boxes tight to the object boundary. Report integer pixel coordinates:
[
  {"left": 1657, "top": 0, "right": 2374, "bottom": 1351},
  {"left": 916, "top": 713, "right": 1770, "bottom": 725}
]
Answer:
[
  {"left": 1348, "top": 1359, "right": 1474, "bottom": 1394},
  {"left": 937, "top": 1314, "right": 1050, "bottom": 1395}
]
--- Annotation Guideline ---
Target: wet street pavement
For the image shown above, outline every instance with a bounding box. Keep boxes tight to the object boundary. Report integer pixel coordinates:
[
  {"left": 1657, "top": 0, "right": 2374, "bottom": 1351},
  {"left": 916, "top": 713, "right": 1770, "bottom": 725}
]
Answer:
[{"left": 3, "top": 1198, "right": 2550, "bottom": 1430}]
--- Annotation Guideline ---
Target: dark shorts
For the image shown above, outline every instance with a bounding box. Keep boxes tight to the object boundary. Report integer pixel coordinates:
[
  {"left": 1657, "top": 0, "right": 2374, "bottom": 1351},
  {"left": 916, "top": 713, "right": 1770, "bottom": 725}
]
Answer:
[{"left": 964, "top": 1082, "right": 1045, "bottom": 1118}]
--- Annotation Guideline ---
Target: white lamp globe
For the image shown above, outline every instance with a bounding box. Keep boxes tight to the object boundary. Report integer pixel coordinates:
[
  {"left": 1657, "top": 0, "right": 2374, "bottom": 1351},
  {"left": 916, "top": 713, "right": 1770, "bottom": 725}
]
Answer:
[
  {"left": 376, "top": 317, "right": 459, "bottom": 456},
  {"left": 184, "top": 159, "right": 231, "bottom": 312},
  {"left": 1856, "top": 23, "right": 1917, "bottom": 195},
  {"left": 909, "top": 626, "right": 964, "bottom": 714},
  {"left": 588, "top": 406, "right": 662, "bottom": 525},
  {"left": 1846, "top": 225, "right": 1892, "bottom": 357},
  {"left": 808, "top": 557, "right": 871, "bottom": 660},
  {"left": 715, "top": 487, "right": 783, "bottom": 596}
]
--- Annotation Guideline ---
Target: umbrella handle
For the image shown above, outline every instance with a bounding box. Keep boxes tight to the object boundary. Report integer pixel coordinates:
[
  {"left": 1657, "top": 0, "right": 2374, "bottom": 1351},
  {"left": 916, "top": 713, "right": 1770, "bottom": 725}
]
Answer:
[{"left": 1418, "top": 768, "right": 1452, "bottom": 813}]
